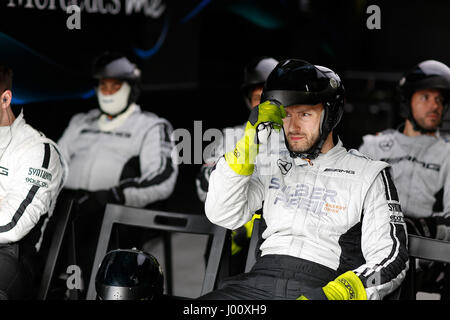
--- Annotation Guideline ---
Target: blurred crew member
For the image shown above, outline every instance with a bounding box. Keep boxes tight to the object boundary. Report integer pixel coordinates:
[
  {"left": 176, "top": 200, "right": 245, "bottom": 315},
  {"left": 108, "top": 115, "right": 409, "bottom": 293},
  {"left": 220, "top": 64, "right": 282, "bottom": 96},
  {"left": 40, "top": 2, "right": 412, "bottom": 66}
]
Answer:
[
  {"left": 359, "top": 60, "right": 450, "bottom": 298},
  {"left": 57, "top": 52, "right": 178, "bottom": 294}
]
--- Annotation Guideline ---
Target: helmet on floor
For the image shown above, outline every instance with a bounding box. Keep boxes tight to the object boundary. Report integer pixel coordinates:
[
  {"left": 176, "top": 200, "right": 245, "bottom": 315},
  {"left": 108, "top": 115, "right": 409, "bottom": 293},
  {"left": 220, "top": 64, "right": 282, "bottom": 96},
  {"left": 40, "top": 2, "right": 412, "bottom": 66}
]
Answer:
[{"left": 95, "top": 248, "right": 164, "bottom": 300}]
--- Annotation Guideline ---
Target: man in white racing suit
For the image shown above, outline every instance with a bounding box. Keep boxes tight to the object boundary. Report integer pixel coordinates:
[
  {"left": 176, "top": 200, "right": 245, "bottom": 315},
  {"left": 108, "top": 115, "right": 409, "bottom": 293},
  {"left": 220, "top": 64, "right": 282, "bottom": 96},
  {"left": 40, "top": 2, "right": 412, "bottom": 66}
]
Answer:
[
  {"left": 359, "top": 60, "right": 450, "bottom": 298},
  {"left": 0, "top": 64, "right": 67, "bottom": 299},
  {"left": 57, "top": 53, "right": 178, "bottom": 295},
  {"left": 201, "top": 59, "right": 408, "bottom": 300}
]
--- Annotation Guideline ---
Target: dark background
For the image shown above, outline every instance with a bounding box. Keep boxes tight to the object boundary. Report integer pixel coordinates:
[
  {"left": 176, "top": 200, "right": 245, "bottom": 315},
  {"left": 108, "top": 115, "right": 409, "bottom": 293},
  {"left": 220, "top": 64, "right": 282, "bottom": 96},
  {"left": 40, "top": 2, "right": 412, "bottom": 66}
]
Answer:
[{"left": 1, "top": 0, "right": 450, "bottom": 215}]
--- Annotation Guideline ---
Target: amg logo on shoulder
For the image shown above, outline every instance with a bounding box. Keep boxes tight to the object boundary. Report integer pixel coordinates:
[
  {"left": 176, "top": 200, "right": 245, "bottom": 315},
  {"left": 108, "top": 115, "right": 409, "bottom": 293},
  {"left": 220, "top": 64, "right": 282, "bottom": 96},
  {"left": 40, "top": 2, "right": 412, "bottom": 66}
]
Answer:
[{"left": 324, "top": 168, "right": 355, "bottom": 175}]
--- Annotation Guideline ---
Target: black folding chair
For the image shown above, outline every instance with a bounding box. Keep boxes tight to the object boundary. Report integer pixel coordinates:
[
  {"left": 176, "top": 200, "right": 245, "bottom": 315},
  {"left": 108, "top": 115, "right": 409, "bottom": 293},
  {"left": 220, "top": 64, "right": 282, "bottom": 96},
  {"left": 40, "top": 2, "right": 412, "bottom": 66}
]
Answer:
[
  {"left": 405, "top": 234, "right": 450, "bottom": 300},
  {"left": 244, "top": 217, "right": 261, "bottom": 273},
  {"left": 36, "top": 191, "right": 80, "bottom": 300},
  {"left": 86, "top": 204, "right": 230, "bottom": 300}
]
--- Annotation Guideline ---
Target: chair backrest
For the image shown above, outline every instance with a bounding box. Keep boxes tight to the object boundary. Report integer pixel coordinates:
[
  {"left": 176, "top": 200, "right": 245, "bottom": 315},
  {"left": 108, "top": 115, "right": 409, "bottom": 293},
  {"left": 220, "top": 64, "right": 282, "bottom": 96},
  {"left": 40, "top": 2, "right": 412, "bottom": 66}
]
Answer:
[
  {"left": 244, "top": 218, "right": 261, "bottom": 273},
  {"left": 86, "top": 204, "right": 229, "bottom": 300},
  {"left": 36, "top": 191, "right": 78, "bottom": 300},
  {"left": 408, "top": 234, "right": 450, "bottom": 263},
  {"left": 404, "top": 234, "right": 450, "bottom": 300}
]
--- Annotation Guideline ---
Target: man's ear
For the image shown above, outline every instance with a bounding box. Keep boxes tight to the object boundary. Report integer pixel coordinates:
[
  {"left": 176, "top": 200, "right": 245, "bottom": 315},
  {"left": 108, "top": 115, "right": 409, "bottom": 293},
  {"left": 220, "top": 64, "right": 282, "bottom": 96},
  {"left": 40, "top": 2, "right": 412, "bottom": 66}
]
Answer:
[{"left": 1, "top": 90, "right": 12, "bottom": 109}]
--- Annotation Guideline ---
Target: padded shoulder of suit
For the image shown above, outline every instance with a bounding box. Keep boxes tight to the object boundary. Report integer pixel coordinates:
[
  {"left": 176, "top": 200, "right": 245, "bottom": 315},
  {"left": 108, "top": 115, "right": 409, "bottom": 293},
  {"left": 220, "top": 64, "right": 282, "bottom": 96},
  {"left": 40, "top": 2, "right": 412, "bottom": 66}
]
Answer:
[
  {"left": 377, "top": 128, "right": 396, "bottom": 136},
  {"left": 70, "top": 108, "right": 101, "bottom": 125},
  {"left": 363, "top": 128, "right": 396, "bottom": 140},
  {"left": 343, "top": 148, "right": 389, "bottom": 183},
  {"left": 347, "top": 148, "right": 373, "bottom": 161},
  {"left": 361, "top": 129, "right": 396, "bottom": 148},
  {"left": 139, "top": 110, "right": 173, "bottom": 128},
  {"left": 440, "top": 132, "right": 450, "bottom": 143},
  {"left": 14, "top": 121, "right": 60, "bottom": 161},
  {"left": 437, "top": 136, "right": 450, "bottom": 155},
  {"left": 19, "top": 122, "right": 48, "bottom": 145}
]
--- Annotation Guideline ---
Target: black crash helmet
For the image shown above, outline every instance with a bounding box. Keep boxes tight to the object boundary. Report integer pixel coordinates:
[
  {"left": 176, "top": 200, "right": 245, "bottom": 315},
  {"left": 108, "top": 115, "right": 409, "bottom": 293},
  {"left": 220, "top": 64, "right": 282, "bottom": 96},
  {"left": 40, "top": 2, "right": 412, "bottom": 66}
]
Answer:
[
  {"left": 92, "top": 52, "right": 141, "bottom": 106},
  {"left": 398, "top": 60, "right": 450, "bottom": 133},
  {"left": 92, "top": 52, "right": 141, "bottom": 83},
  {"left": 261, "top": 59, "right": 345, "bottom": 160},
  {"left": 241, "top": 56, "right": 279, "bottom": 108},
  {"left": 95, "top": 249, "right": 164, "bottom": 300}
]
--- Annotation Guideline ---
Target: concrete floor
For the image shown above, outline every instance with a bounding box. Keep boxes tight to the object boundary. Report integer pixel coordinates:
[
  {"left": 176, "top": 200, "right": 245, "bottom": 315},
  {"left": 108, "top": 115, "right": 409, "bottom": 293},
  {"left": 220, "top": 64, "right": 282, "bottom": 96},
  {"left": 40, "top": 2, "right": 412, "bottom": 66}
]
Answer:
[{"left": 416, "top": 292, "right": 441, "bottom": 300}]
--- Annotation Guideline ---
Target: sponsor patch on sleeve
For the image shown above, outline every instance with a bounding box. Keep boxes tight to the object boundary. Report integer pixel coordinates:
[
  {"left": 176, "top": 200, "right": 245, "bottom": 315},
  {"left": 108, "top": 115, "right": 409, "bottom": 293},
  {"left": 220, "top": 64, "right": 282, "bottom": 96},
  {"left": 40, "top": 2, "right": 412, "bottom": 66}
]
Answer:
[
  {"left": 28, "top": 167, "right": 53, "bottom": 181},
  {"left": 25, "top": 177, "right": 48, "bottom": 188},
  {"left": 26, "top": 167, "right": 52, "bottom": 188}
]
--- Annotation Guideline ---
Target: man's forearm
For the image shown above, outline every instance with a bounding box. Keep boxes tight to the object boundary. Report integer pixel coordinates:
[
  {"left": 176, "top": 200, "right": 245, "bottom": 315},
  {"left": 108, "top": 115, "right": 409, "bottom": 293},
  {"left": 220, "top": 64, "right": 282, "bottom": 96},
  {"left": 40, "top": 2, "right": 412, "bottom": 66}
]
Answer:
[{"left": 205, "top": 158, "right": 261, "bottom": 230}]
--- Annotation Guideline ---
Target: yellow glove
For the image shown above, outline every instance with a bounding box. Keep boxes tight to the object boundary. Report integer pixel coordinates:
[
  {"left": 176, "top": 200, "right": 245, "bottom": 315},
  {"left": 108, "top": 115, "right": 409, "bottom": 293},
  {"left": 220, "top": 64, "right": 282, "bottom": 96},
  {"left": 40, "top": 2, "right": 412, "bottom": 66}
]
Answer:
[
  {"left": 244, "top": 214, "right": 261, "bottom": 238},
  {"left": 231, "top": 214, "right": 261, "bottom": 255},
  {"left": 225, "top": 101, "right": 286, "bottom": 175},
  {"left": 231, "top": 228, "right": 244, "bottom": 255},
  {"left": 297, "top": 271, "right": 367, "bottom": 300}
]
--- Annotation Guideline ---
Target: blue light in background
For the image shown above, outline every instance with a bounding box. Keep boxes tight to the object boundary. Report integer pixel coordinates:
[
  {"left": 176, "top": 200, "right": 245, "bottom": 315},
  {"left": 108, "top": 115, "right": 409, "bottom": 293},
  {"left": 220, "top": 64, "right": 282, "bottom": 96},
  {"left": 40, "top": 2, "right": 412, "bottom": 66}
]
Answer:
[
  {"left": 133, "top": 16, "right": 170, "bottom": 59},
  {"left": 180, "top": 0, "right": 212, "bottom": 24},
  {"left": 134, "top": 0, "right": 213, "bottom": 60},
  {"left": 227, "top": 3, "right": 284, "bottom": 29}
]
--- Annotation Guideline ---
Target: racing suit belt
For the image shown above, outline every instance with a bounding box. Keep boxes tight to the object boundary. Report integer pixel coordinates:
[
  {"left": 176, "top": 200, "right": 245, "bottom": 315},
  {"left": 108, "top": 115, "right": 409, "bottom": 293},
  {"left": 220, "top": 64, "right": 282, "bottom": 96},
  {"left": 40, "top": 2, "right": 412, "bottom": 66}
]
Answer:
[{"left": 252, "top": 254, "right": 339, "bottom": 284}]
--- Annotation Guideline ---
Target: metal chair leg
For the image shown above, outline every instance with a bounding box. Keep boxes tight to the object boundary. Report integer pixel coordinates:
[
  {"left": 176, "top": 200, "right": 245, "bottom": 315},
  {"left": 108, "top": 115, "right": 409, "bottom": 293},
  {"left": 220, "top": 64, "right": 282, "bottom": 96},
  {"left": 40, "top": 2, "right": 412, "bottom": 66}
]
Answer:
[{"left": 163, "top": 232, "right": 173, "bottom": 296}]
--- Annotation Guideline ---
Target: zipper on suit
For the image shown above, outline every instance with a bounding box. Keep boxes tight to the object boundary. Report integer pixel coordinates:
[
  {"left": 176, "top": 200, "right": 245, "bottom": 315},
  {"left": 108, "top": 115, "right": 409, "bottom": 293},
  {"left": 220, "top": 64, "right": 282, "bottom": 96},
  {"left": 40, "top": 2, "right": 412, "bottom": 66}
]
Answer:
[{"left": 304, "top": 158, "right": 314, "bottom": 166}]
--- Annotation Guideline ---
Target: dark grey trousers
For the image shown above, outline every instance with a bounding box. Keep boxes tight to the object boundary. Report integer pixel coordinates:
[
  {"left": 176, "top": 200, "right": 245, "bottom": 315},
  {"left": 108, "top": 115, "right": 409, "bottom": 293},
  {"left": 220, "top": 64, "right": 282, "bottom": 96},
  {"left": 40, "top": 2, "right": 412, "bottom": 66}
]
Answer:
[
  {"left": 0, "top": 244, "right": 35, "bottom": 300},
  {"left": 199, "top": 254, "right": 338, "bottom": 300}
]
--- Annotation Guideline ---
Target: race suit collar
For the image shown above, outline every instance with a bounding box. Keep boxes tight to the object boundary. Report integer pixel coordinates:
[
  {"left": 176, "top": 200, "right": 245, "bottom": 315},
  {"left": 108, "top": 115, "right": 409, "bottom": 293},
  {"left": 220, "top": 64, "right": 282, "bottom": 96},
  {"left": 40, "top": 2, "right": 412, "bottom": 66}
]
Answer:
[
  {"left": 396, "top": 122, "right": 442, "bottom": 139},
  {"left": 0, "top": 109, "right": 24, "bottom": 151},
  {"left": 8, "top": 109, "right": 25, "bottom": 134},
  {"left": 293, "top": 137, "right": 345, "bottom": 167},
  {"left": 98, "top": 103, "right": 138, "bottom": 131},
  {"left": 394, "top": 126, "right": 440, "bottom": 143}
]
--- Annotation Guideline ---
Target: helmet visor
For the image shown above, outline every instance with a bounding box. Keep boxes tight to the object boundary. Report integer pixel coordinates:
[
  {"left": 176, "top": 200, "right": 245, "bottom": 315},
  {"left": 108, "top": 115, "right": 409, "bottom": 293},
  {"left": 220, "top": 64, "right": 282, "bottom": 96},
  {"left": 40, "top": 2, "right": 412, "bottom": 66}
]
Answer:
[
  {"left": 266, "top": 60, "right": 332, "bottom": 92},
  {"left": 96, "top": 250, "right": 160, "bottom": 287},
  {"left": 93, "top": 57, "right": 141, "bottom": 82},
  {"left": 262, "top": 60, "right": 341, "bottom": 107}
]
